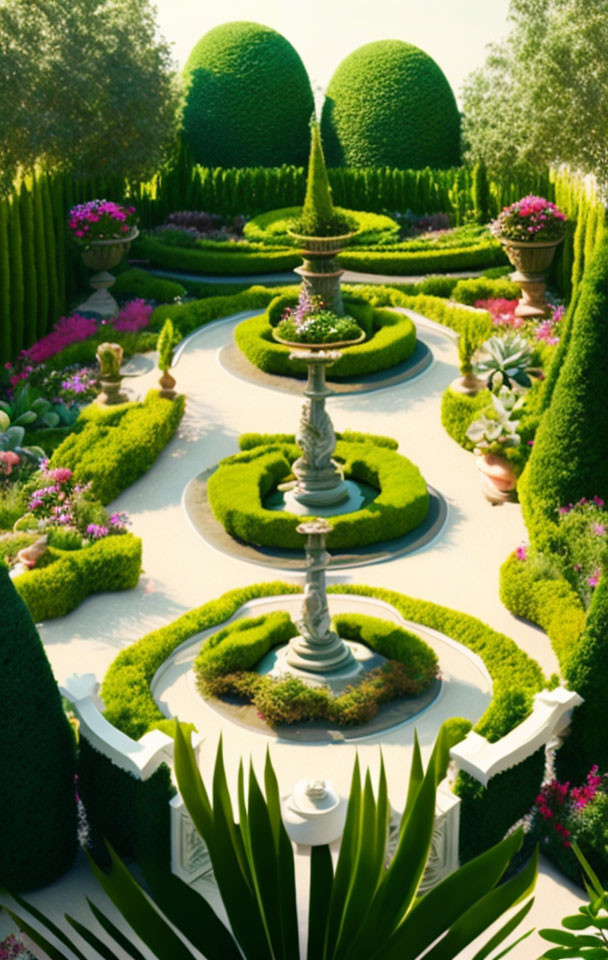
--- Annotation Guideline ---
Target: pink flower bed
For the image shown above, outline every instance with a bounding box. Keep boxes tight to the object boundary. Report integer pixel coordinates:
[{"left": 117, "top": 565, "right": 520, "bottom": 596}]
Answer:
[{"left": 21, "top": 300, "right": 152, "bottom": 364}]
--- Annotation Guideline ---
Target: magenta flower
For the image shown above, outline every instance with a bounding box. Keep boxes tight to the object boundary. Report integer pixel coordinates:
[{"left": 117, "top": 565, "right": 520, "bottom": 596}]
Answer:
[
  {"left": 86, "top": 523, "right": 109, "bottom": 540},
  {"left": 515, "top": 544, "right": 527, "bottom": 561},
  {"left": 593, "top": 523, "right": 606, "bottom": 536},
  {"left": 587, "top": 569, "right": 601, "bottom": 588}
]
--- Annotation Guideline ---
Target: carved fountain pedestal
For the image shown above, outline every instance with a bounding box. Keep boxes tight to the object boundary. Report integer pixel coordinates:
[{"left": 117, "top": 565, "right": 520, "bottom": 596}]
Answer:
[{"left": 286, "top": 518, "right": 356, "bottom": 674}]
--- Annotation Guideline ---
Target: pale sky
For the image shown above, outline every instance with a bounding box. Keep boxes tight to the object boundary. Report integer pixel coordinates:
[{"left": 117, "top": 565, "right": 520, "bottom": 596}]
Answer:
[{"left": 153, "top": 0, "right": 512, "bottom": 104}]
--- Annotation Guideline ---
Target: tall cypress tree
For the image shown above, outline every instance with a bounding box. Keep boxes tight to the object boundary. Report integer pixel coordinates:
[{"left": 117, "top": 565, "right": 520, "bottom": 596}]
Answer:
[
  {"left": 41, "top": 175, "right": 60, "bottom": 326},
  {"left": 0, "top": 199, "right": 11, "bottom": 363},
  {"left": 19, "top": 180, "right": 38, "bottom": 348},
  {"left": 8, "top": 191, "right": 24, "bottom": 355},
  {"left": 519, "top": 235, "right": 608, "bottom": 547},
  {"left": 0, "top": 564, "right": 77, "bottom": 890},
  {"left": 299, "top": 119, "right": 347, "bottom": 236},
  {"left": 32, "top": 177, "right": 49, "bottom": 339}
]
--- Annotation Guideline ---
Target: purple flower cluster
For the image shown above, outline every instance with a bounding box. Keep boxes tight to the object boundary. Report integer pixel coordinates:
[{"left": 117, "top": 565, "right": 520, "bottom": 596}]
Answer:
[
  {"left": 86, "top": 523, "right": 109, "bottom": 540},
  {"left": 60, "top": 367, "right": 98, "bottom": 400},
  {"left": 281, "top": 290, "right": 326, "bottom": 329},
  {"left": 113, "top": 298, "right": 152, "bottom": 333},
  {"left": 0, "top": 934, "right": 28, "bottom": 960},
  {"left": 68, "top": 199, "right": 138, "bottom": 243}
]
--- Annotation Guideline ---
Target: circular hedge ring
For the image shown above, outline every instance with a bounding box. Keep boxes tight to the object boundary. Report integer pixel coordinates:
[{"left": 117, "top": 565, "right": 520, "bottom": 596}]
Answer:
[
  {"left": 206, "top": 438, "right": 429, "bottom": 550},
  {"left": 234, "top": 297, "right": 417, "bottom": 381},
  {"left": 243, "top": 206, "right": 400, "bottom": 247}
]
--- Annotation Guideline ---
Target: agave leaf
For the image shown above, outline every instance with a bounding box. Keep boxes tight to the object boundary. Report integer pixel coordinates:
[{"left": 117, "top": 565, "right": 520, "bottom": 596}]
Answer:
[
  {"left": 381, "top": 828, "right": 525, "bottom": 960},
  {"left": 13, "top": 411, "right": 37, "bottom": 426},
  {"left": 420, "top": 846, "right": 538, "bottom": 960},
  {"left": 470, "top": 902, "right": 534, "bottom": 960},
  {"left": 324, "top": 753, "right": 362, "bottom": 959},
  {"left": 8, "top": 891, "right": 90, "bottom": 960},
  {"left": 87, "top": 845, "right": 196, "bottom": 960},
  {"left": 264, "top": 749, "right": 300, "bottom": 960},
  {"left": 87, "top": 898, "right": 149, "bottom": 960},
  {"left": 308, "top": 845, "right": 334, "bottom": 960},
  {"left": 5, "top": 909, "right": 74, "bottom": 960},
  {"left": 65, "top": 913, "right": 125, "bottom": 960},
  {"left": 573, "top": 842, "right": 605, "bottom": 899},
  {"left": 401, "top": 732, "right": 424, "bottom": 832},
  {"left": 247, "top": 762, "right": 288, "bottom": 959}
]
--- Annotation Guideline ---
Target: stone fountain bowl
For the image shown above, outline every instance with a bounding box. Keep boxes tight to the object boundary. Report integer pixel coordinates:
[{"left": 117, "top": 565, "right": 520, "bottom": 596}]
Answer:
[
  {"left": 286, "top": 229, "right": 358, "bottom": 254},
  {"left": 272, "top": 329, "right": 366, "bottom": 351}
]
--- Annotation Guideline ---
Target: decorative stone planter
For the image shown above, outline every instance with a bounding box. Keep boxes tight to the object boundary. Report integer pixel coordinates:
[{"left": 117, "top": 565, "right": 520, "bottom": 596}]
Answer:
[
  {"left": 475, "top": 453, "right": 518, "bottom": 505},
  {"left": 79, "top": 228, "right": 139, "bottom": 318},
  {"left": 158, "top": 370, "right": 177, "bottom": 400},
  {"left": 500, "top": 237, "right": 563, "bottom": 320},
  {"left": 287, "top": 230, "right": 357, "bottom": 314},
  {"left": 450, "top": 372, "right": 484, "bottom": 396},
  {"left": 273, "top": 331, "right": 365, "bottom": 509},
  {"left": 96, "top": 342, "right": 128, "bottom": 405}
]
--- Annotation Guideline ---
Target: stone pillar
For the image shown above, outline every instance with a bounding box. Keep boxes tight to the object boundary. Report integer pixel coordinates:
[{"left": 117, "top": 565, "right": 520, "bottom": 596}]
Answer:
[{"left": 286, "top": 518, "right": 355, "bottom": 673}]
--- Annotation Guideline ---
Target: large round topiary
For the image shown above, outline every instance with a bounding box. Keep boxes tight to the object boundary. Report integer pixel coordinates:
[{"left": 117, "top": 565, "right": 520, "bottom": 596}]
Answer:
[
  {"left": 0, "top": 563, "right": 77, "bottom": 890},
  {"left": 321, "top": 40, "right": 460, "bottom": 170},
  {"left": 182, "top": 21, "right": 314, "bottom": 167}
]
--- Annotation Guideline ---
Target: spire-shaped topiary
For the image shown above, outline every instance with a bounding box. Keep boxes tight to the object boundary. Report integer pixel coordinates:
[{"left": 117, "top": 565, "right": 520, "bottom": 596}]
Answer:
[
  {"left": 297, "top": 118, "right": 351, "bottom": 237},
  {"left": 0, "top": 563, "right": 77, "bottom": 890},
  {"left": 519, "top": 235, "right": 608, "bottom": 548}
]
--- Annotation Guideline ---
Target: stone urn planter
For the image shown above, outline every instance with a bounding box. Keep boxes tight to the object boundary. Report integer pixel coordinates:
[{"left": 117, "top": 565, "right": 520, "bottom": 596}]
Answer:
[
  {"left": 287, "top": 230, "right": 357, "bottom": 315},
  {"left": 501, "top": 238, "right": 563, "bottom": 320},
  {"left": 475, "top": 453, "right": 518, "bottom": 505},
  {"left": 80, "top": 228, "right": 139, "bottom": 318},
  {"left": 450, "top": 372, "right": 485, "bottom": 396},
  {"left": 158, "top": 369, "right": 177, "bottom": 400},
  {"left": 96, "top": 342, "right": 128, "bottom": 406}
]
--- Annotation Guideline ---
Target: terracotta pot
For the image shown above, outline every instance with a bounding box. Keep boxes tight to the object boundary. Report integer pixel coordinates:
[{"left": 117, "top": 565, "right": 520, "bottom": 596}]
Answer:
[
  {"left": 501, "top": 237, "right": 563, "bottom": 275},
  {"left": 158, "top": 369, "right": 176, "bottom": 399},
  {"left": 475, "top": 453, "right": 518, "bottom": 505},
  {"left": 450, "top": 372, "right": 484, "bottom": 396},
  {"left": 81, "top": 228, "right": 139, "bottom": 271}
]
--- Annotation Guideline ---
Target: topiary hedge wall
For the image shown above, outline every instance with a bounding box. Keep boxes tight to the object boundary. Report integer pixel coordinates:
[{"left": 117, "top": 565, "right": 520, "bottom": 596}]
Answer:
[
  {"left": 321, "top": 40, "right": 460, "bottom": 170},
  {"left": 182, "top": 22, "right": 314, "bottom": 168},
  {"left": 0, "top": 564, "right": 77, "bottom": 890}
]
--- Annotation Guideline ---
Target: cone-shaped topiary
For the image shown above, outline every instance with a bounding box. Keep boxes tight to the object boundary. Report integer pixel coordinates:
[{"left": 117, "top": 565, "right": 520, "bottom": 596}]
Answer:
[
  {"left": 557, "top": 573, "right": 608, "bottom": 783},
  {"left": 182, "top": 21, "right": 314, "bottom": 168},
  {"left": 297, "top": 119, "right": 351, "bottom": 237},
  {"left": 519, "top": 236, "right": 608, "bottom": 548},
  {"left": 321, "top": 40, "right": 460, "bottom": 169},
  {"left": 0, "top": 562, "right": 77, "bottom": 890}
]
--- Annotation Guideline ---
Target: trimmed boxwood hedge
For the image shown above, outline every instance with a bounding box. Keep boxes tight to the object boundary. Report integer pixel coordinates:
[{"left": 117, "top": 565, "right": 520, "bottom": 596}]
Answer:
[
  {"left": 234, "top": 298, "right": 417, "bottom": 380},
  {"left": 135, "top": 234, "right": 301, "bottom": 276},
  {"left": 239, "top": 429, "right": 398, "bottom": 452},
  {"left": 0, "top": 564, "right": 77, "bottom": 891},
  {"left": 50, "top": 390, "right": 185, "bottom": 505},
  {"left": 193, "top": 610, "right": 438, "bottom": 726},
  {"left": 338, "top": 242, "right": 507, "bottom": 275},
  {"left": 12, "top": 533, "right": 142, "bottom": 622},
  {"left": 207, "top": 437, "right": 429, "bottom": 551},
  {"left": 243, "top": 206, "right": 400, "bottom": 246},
  {"left": 100, "top": 579, "right": 545, "bottom": 861},
  {"left": 112, "top": 267, "right": 187, "bottom": 302},
  {"left": 441, "top": 387, "right": 490, "bottom": 451},
  {"left": 499, "top": 552, "right": 586, "bottom": 674}
]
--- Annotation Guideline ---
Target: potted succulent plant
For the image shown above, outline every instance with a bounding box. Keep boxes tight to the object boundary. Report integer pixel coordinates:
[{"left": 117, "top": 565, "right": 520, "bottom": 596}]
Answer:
[
  {"left": 473, "top": 332, "right": 533, "bottom": 391},
  {"left": 157, "top": 319, "right": 177, "bottom": 399},
  {"left": 68, "top": 199, "right": 139, "bottom": 317},
  {"left": 466, "top": 385, "right": 524, "bottom": 504},
  {"left": 96, "top": 342, "right": 127, "bottom": 406},
  {"left": 288, "top": 119, "right": 356, "bottom": 314},
  {"left": 490, "top": 196, "right": 567, "bottom": 318}
]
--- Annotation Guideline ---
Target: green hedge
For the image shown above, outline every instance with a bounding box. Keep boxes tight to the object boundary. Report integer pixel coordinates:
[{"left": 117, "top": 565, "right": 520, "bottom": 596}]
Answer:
[
  {"left": 557, "top": 575, "right": 608, "bottom": 783},
  {"left": 101, "top": 579, "right": 545, "bottom": 860},
  {"left": 243, "top": 206, "right": 400, "bottom": 246},
  {"left": 207, "top": 438, "right": 429, "bottom": 550},
  {"left": 0, "top": 564, "right": 77, "bottom": 891},
  {"left": 78, "top": 738, "right": 173, "bottom": 867},
  {"left": 234, "top": 301, "right": 417, "bottom": 380},
  {"left": 451, "top": 276, "right": 520, "bottom": 305},
  {"left": 519, "top": 237, "right": 608, "bottom": 549},
  {"left": 320, "top": 40, "right": 460, "bottom": 170},
  {"left": 338, "top": 242, "right": 507, "bottom": 275},
  {"left": 50, "top": 391, "right": 185, "bottom": 504},
  {"left": 239, "top": 429, "right": 399, "bottom": 452},
  {"left": 151, "top": 284, "right": 281, "bottom": 334},
  {"left": 12, "top": 533, "right": 142, "bottom": 622},
  {"left": 441, "top": 387, "right": 490, "bottom": 451},
  {"left": 135, "top": 234, "right": 300, "bottom": 276},
  {"left": 499, "top": 553, "right": 586, "bottom": 674},
  {"left": 112, "top": 267, "right": 186, "bottom": 302}
]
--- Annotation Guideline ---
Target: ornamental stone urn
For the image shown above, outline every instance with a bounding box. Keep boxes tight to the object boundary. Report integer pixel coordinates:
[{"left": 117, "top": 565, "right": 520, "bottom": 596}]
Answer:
[
  {"left": 80, "top": 228, "right": 139, "bottom": 318},
  {"left": 287, "top": 230, "right": 356, "bottom": 315},
  {"left": 475, "top": 453, "right": 518, "bottom": 505},
  {"left": 501, "top": 238, "right": 563, "bottom": 320},
  {"left": 96, "top": 342, "right": 128, "bottom": 405},
  {"left": 158, "top": 370, "right": 177, "bottom": 400}
]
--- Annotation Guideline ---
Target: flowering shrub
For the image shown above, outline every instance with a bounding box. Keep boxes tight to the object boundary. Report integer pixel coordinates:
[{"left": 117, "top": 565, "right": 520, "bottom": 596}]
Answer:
[
  {"left": 67, "top": 199, "right": 138, "bottom": 247},
  {"left": 490, "top": 195, "right": 567, "bottom": 242},
  {"left": 27, "top": 463, "right": 130, "bottom": 542},
  {"left": 475, "top": 298, "right": 564, "bottom": 345},
  {"left": 112, "top": 298, "right": 152, "bottom": 333},
  {"left": 555, "top": 496, "right": 607, "bottom": 606},
  {"left": 530, "top": 767, "right": 608, "bottom": 881},
  {"left": 0, "top": 449, "right": 21, "bottom": 488},
  {"left": 0, "top": 933, "right": 31, "bottom": 960},
  {"left": 275, "top": 290, "right": 362, "bottom": 344},
  {"left": 59, "top": 367, "right": 98, "bottom": 403},
  {"left": 24, "top": 314, "right": 98, "bottom": 364}
]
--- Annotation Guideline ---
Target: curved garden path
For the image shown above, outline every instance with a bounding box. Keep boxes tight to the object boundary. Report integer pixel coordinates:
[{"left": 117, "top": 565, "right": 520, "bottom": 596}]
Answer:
[{"left": 30, "top": 298, "right": 584, "bottom": 958}]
